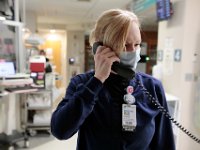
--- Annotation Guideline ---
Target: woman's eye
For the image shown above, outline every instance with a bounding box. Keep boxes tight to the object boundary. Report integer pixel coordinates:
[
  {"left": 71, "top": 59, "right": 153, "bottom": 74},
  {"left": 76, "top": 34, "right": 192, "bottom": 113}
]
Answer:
[
  {"left": 125, "top": 44, "right": 129, "bottom": 47},
  {"left": 125, "top": 44, "right": 129, "bottom": 49},
  {"left": 125, "top": 43, "right": 142, "bottom": 50},
  {"left": 139, "top": 43, "right": 143, "bottom": 47},
  {"left": 135, "top": 44, "right": 141, "bottom": 47}
]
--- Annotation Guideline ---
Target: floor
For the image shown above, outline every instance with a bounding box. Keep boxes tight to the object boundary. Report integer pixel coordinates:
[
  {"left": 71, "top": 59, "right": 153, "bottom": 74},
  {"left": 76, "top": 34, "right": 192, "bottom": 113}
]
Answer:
[
  {"left": 31, "top": 134, "right": 77, "bottom": 150},
  {"left": 18, "top": 133, "right": 78, "bottom": 150}
]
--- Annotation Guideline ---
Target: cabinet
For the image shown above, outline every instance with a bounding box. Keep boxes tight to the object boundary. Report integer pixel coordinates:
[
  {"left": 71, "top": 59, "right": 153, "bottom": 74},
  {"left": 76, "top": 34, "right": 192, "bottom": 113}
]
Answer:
[{"left": 22, "top": 90, "right": 53, "bottom": 135}]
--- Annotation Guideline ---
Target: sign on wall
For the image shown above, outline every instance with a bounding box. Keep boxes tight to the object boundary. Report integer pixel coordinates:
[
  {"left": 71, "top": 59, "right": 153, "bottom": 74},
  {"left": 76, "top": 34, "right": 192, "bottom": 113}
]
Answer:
[
  {"left": 174, "top": 49, "right": 182, "bottom": 62},
  {"left": 163, "top": 37, "right": 174, "bottom": 75},
  {"left": 157, "top": 50, "right": 163, "bottom": 61}
]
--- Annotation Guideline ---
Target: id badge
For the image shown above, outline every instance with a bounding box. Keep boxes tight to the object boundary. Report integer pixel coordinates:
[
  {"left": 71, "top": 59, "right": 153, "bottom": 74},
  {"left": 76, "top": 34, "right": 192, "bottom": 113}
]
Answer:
[{"left": 122, "top": 104, "right": 137, "bottom": 131}]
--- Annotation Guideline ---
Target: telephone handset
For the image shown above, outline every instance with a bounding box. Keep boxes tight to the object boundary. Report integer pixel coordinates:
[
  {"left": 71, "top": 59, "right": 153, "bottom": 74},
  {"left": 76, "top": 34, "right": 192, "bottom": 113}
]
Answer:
[{"left": 92, "top": 42, "right": 135, "bottom": 80}]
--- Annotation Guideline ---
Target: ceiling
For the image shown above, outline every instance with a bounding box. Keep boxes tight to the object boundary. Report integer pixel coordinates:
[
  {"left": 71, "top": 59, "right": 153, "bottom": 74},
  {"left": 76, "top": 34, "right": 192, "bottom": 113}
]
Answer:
[{"left": 20, "top": 0, "right": 158, "bottom": 31}]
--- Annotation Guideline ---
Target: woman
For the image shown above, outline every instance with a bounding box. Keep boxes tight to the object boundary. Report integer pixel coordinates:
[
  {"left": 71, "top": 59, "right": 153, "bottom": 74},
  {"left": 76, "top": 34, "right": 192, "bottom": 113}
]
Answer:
[{"left": 51, "top": 9, "right": 175, "bottom": 150}]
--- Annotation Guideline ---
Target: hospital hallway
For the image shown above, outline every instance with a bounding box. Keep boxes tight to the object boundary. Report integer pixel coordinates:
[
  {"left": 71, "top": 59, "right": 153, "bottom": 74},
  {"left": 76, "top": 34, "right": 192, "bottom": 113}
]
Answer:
[{"left": 1, "top": 0, "right": 200, "bottom": 150}]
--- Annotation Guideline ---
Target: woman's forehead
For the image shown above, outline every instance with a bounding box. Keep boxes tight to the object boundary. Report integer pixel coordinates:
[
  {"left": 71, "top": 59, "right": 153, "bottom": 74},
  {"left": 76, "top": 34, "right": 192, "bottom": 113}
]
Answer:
[{"left": 126, "top": 22, "right": 141, "bottom": 43}]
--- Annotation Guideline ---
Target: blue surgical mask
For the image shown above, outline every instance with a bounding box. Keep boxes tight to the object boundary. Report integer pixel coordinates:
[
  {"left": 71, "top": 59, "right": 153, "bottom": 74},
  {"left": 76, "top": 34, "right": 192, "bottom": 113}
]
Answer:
[{"left": 119, "top": 48, "right": 141, "bottom": 71}]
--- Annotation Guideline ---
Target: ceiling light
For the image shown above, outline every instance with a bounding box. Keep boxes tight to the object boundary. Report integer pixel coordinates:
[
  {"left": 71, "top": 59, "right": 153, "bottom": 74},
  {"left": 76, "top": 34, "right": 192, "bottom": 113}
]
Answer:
[{"left": 50, "top": 29, "right": 56, "bottom": 33}]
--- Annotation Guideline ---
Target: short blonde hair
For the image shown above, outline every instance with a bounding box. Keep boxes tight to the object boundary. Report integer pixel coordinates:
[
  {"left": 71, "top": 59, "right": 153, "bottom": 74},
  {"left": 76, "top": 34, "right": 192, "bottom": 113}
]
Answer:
[{"left": 90, "top": 9, "right": 140, "bottom": 54}]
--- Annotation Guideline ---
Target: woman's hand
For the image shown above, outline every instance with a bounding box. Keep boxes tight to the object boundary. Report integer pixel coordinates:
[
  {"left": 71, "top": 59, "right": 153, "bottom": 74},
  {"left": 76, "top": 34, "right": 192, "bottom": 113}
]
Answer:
[{"left": 94, "top": 46, "right": 120, "bottom": 83}]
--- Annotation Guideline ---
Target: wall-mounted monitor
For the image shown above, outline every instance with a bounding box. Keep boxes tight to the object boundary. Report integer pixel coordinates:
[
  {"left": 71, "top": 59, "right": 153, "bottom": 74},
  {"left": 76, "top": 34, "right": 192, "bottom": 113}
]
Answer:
[{"left": 156, "top": 0, "right": 173, "bottom": 21}]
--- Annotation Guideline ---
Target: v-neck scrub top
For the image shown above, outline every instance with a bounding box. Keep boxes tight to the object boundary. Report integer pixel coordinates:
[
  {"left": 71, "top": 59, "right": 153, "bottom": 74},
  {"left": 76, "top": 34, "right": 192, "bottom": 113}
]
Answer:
[{"left": 51, "top": 71, "right": 175, "bottom": 150}]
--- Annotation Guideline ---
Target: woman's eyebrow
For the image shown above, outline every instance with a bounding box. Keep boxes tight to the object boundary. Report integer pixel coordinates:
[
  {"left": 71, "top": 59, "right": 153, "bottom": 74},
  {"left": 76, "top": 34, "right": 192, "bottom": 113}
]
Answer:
[{"left": 135, "top": 39, "right": 142, "bottom": 43}]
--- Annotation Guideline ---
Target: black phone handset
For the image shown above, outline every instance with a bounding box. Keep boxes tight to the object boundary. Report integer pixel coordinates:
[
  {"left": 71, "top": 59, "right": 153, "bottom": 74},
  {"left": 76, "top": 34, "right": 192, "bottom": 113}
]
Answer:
[
  {"left": 135, "top": 80, "right": 200, "bottom": 144},
  {"left": 92, "top": 42, "right": 135, "bottom": 80}
]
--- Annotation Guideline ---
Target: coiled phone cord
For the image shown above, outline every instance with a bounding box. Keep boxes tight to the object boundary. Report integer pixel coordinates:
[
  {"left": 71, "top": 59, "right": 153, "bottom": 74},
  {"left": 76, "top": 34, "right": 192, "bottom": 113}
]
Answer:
[{"left": 136, "top": 80, "right": 200, "bottom": 144}]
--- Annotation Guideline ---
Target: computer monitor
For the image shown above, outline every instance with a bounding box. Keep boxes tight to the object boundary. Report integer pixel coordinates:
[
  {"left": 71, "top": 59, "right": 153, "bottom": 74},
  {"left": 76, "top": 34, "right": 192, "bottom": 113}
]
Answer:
[
  {"left": 0, "top": 62, "right": 15, "bottom": 76},
  {"left": 0, "top": 62, "right": 30, "bottom": 79}
]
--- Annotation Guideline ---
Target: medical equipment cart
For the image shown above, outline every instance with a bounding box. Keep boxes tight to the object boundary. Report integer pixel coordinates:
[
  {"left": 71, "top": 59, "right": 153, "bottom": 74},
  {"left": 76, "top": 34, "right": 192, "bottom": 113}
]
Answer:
[{"left": 21, "top": 89, "right": 53, "bottom": 136}]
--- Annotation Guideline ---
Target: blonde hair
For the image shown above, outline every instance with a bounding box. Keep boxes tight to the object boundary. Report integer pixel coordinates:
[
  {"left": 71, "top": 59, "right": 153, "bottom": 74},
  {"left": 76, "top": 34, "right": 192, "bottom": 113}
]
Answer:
[{"left": 90, "top": 9, "right": 140, "bottom": 54}]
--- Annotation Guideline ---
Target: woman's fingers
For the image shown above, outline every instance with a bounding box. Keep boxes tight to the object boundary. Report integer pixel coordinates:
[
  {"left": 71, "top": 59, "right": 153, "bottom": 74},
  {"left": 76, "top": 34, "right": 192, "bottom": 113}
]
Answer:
[{"left": 94, "top": 46, "right": 119, "bottom": 83}]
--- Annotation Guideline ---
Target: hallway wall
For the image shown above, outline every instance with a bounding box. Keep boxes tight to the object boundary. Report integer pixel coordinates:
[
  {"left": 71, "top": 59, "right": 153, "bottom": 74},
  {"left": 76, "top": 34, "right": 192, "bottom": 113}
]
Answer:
[
  {"left": 66, "top": 30, "right": 85, "bottom": 84},
  {"left": 157, "top": 0, "right": 200, "bottom": 149}
]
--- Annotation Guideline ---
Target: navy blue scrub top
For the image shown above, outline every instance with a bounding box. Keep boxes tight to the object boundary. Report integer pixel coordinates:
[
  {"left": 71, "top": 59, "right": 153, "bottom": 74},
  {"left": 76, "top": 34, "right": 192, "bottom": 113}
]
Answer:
[{"left": 51, "top": 71, "right": 175, "bottom": 150}]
